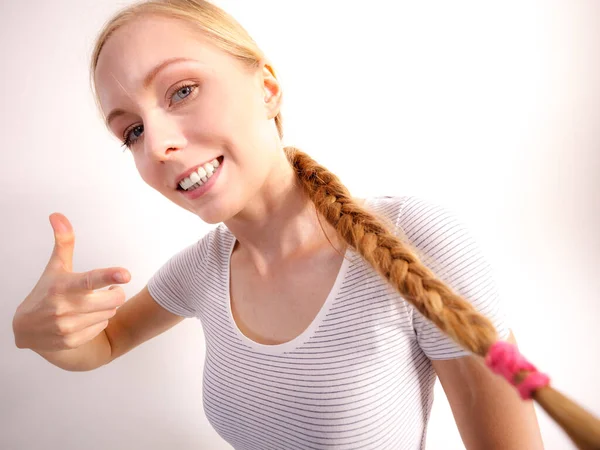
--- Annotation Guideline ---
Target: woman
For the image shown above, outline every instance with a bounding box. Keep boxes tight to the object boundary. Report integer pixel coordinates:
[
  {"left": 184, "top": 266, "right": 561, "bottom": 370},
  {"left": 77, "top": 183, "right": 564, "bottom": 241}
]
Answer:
[{"left": 13, "top": 1, "right": 600, "bottom": 449}]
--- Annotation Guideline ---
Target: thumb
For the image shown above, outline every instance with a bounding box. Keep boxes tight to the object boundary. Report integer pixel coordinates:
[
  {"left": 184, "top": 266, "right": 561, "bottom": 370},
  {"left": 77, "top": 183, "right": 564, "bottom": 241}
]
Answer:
[{"left": 46, "top": 213, "right": 76, "bottom": 273}]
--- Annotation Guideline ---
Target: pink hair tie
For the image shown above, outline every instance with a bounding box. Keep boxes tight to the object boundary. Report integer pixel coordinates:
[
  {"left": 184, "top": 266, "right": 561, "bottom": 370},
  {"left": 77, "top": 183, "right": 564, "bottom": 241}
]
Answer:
[{"left": 484, "top": 341, "right": 550, "bottom": 400}]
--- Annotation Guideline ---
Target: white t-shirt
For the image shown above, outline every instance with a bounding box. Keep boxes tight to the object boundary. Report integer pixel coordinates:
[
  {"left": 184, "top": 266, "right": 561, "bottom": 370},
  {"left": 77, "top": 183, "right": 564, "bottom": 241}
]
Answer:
[{"left": 147, "top": 195, "right": 510, "bottom": 450}]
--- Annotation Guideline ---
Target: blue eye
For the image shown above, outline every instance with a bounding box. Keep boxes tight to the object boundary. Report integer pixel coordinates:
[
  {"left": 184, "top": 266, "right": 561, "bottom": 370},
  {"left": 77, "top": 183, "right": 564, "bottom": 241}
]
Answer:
[
  {"left": 120, "top": 83, "right": 197, "bottom": 152},
  {"left": 171, "top": 84, "right": 196, "bottom": 104},
  {"left": 122, "top": 124, "right": 144, "bottom": 149}
]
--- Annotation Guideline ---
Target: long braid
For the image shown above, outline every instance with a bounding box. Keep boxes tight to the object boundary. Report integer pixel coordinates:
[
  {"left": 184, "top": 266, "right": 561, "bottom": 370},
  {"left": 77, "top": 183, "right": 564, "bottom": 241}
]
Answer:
[
  {"left": 284, "top": 145, "right": 600, "bottom": 449},
  {"left": 285, "top": 145, "right": 497, "bottom": 355}
]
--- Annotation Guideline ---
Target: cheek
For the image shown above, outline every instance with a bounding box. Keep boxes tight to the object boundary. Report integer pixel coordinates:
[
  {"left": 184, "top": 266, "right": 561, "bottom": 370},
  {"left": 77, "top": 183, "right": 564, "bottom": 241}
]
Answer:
[
  {"left": 134, "top": 159, "right": 161, "bottom": 188},
  {"left": 181, "top": 100, "right": 237, "bottom": 148},
  {"left": 211, "top": 82, "right": 263, "bottom": 139}
]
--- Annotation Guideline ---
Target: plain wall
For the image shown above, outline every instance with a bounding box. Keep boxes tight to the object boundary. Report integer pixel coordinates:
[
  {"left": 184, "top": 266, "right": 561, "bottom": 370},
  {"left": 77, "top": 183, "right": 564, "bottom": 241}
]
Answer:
[{"left": 1, "top": 1, "right": 598, "bottom": 449}]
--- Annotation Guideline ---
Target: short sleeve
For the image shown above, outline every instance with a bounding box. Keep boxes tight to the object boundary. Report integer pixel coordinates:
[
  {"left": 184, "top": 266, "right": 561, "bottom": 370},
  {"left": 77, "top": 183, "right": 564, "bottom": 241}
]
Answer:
[
  {"left": 396, "top": 196, "right": 511, "bottom": 360},
  {"left": 147, "top": 241, "right": 204, "bottom": 319}
]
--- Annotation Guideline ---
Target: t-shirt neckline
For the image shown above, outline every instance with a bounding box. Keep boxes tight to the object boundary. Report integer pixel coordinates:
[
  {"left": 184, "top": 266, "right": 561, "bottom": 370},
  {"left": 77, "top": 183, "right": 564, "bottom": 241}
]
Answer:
[{"left": 224, "top": 197, "right": 373, "bottom": 355}]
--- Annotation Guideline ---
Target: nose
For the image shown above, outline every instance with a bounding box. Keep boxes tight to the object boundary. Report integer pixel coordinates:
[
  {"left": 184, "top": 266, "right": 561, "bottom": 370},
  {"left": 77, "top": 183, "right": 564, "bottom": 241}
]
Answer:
[{"left": 142, "top": 112, "right": 187, "bottom": 161}]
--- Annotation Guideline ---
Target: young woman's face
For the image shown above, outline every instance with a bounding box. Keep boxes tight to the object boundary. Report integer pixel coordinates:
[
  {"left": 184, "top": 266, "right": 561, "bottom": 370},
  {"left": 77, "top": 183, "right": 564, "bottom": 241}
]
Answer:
[{"left": 94, "top": 15, "right": 281, "bottom": 223}]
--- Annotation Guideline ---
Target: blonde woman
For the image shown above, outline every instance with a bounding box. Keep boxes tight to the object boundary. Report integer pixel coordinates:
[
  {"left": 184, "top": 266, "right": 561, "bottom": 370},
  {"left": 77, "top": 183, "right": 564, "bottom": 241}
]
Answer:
[{"left": 12, "top": 1, "right": 600, "bottom": 449}]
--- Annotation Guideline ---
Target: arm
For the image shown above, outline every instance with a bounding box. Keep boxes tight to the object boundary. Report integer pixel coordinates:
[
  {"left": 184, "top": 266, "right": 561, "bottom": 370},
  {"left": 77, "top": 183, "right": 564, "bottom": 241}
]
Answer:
[
  {"left": 106, "top": 285, "right": 186, "bottom": 363},
  {"left": 29, "top": 285, "right": 185, "bottom": 372},
  {"left": 101, "top": 238, "right": 205, "bottom": 366},
  {"left": 393, "top": 197, "right": 543, "bottom": 447},
  {"left": 432, "top": 330, "right": 545, "bottom": 450}
]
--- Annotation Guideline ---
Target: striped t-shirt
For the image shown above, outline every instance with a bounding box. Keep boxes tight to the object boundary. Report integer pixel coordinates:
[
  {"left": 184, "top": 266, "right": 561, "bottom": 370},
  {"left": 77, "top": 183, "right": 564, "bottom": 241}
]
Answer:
[{"left": 147, "top": 195, "right": 509, "bottom": 450}]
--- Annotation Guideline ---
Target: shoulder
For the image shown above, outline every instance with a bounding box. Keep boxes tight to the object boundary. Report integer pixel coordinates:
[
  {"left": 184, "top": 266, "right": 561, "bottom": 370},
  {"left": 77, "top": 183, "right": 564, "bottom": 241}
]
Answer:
[
  {"left": 391, "top": 195, "right": 478, "bottom": 273},
  {"left": 365, "top": 195, "right": 470, "bottom": 248},
  {"left": 146, "top": 224, "right": 231, "bottom": 317},
  {"left": 366, "top": 195, "right": 461, "bottom": 234},
  {"left": 362, "top": 195, "right": 411, "bottom": 236},
  {"left": 392, "top": 196, "right": 511, "bottom": 357},
  {"left": 152, "top": 224, "right": 231, "bottom": 280}
]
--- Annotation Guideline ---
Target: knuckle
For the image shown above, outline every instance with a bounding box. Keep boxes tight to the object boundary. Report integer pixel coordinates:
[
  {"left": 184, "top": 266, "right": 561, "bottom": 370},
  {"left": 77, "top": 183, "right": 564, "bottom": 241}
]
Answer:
[
  {"left": 62, "top": 335, "right": 79, "bottom": 350},
  {"left": 55, "top": 318, "right": 74, "bottom": 336},
  {"left": 57, "top": 233, "right": 75, "bottom": 247},
  {"left": 49, "top": 298, "right": 68, "bottom": 317}
]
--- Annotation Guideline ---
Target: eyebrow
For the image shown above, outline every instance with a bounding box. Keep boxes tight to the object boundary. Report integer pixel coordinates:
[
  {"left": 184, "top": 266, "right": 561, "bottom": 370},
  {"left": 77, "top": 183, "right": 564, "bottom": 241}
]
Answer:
[{"left": 105, "top": 57, "right": 197, "bottom": 127}]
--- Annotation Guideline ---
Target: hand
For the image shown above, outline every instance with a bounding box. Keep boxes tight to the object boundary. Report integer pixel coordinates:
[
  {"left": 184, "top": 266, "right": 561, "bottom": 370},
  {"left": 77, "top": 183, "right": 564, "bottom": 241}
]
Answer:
[{"left": 12, "top": 213, "right": 130, "bottom": 352}]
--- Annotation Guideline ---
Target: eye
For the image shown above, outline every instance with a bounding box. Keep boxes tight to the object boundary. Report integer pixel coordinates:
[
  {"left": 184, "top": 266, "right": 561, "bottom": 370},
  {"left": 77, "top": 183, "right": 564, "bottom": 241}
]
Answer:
[
  {"left": 119, "top": 82, "right": 198, "bottom": 152},
  {"left": 121, "top": 124, "right": 144, "bottom": 150},
  {"left": 170, "top": 83, "right": 197, "bottom": 105}
]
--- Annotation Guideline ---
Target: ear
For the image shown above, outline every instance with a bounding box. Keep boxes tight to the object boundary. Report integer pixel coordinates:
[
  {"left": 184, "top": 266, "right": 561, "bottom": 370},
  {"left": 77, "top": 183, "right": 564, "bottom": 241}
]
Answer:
[{"left": 259, "top": 60, "right": 282, "bottom": 119}]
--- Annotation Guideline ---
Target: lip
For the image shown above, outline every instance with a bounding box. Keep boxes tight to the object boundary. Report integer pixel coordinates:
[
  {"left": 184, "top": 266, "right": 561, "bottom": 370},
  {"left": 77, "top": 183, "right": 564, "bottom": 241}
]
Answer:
[
  {"left": 174, "top": 156, "right": 223, "bottom": 187},
  {"left": 179, "top": 158, "right": 223, "bottom": 200}
]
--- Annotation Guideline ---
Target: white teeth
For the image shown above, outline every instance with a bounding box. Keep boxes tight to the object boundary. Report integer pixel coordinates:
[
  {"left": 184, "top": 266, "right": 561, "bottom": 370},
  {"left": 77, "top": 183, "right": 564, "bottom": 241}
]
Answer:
[
  {"left": 186, "top": 182, "right": 202, "bottom": 191},
  {"left": 178, "top": 158, "right": 222, "bottom": 190}
]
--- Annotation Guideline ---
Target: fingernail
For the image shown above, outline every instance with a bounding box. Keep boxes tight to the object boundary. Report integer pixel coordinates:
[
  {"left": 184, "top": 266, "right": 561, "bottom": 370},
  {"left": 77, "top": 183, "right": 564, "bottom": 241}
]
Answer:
[
  {"left": 114, "top": 272, "right": 126, "bottom": 283},
  {"left": 54, "top": 217, "right": 68, "bottom": 233}
]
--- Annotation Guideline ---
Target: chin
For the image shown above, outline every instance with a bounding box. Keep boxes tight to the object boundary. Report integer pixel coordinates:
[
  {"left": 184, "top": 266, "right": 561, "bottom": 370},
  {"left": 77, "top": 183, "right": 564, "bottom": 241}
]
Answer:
[
  {"left": 198, "top": 213, "right": 226, "bottom": 225},
  {"left": 193, "top": 201, "right": 239, "bottom": 225}
]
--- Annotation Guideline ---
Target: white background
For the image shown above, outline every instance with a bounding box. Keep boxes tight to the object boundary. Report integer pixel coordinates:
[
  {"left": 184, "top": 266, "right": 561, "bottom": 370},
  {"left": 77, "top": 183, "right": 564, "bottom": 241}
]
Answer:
[{"left": 1, "top": 1, "right": 598, "bottom": 449}]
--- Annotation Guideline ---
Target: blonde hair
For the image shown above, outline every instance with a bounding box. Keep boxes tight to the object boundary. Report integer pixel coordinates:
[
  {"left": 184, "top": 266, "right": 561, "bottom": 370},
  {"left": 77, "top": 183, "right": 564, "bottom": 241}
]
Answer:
[{"left": 90, "top": 1, "right": 600, "bottom": 447}]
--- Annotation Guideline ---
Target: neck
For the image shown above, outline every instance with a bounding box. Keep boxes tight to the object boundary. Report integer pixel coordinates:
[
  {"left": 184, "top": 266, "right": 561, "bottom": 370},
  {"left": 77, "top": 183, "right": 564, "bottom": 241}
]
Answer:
[{"left": 223, "top": 151, "right": 345, "bottom": 273}]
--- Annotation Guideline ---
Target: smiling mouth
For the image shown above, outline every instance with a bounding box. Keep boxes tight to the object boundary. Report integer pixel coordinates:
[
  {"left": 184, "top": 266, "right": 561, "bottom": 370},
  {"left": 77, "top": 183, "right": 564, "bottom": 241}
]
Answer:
[{"left": 176, "top": 156, "right": 224, "bottom": 191}]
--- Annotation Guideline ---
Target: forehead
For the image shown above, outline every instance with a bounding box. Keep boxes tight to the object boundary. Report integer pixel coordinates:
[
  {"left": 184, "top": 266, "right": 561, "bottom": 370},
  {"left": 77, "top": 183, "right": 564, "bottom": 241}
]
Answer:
[{"left": 94, "top": 14, "right": 242, "bottom": 110}]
